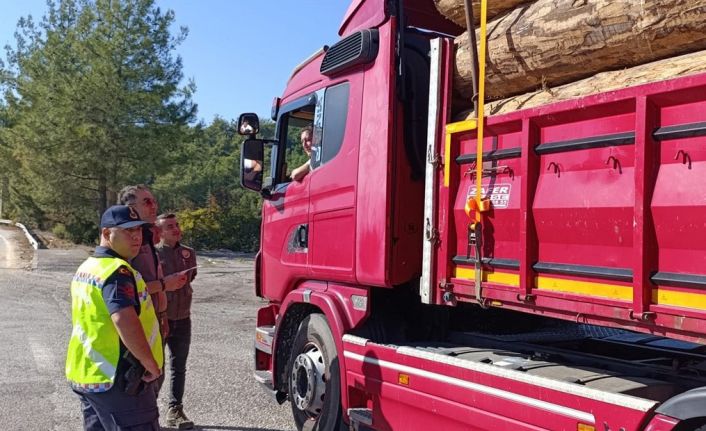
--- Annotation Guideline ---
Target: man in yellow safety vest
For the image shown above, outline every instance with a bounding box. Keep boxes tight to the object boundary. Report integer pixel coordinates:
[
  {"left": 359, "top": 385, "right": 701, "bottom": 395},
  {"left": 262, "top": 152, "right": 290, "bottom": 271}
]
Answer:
[{"left": 65, "top": 205, "right": 164, "bottom": 430}]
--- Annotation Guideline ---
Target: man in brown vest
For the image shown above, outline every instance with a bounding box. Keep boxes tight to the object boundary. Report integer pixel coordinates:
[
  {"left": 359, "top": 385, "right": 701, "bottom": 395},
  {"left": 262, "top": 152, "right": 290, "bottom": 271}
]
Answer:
[{"left": 156, "top": 213, "right": 197, "bottom": 429}]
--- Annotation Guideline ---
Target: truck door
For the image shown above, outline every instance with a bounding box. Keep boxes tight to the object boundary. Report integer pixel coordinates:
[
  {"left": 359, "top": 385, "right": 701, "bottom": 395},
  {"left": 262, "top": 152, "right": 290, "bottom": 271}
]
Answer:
[
  {"left": 307, "top": 79, "right": 360, "bottom": 283},
  {"left": 260, "top": 96, "right": 317, "bottom": 300}
]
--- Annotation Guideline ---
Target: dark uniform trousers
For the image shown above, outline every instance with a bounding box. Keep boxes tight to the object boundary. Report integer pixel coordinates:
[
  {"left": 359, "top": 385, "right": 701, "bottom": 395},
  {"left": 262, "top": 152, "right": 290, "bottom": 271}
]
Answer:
[
  {"left": 167, "top": 317, "right": 192, "bottom": 406},
  {"left": 74, "top": 382, "right": 159, "bottom": 431},
  {"left": 158, "top": 242, "right": 196, "bottom": 408}
]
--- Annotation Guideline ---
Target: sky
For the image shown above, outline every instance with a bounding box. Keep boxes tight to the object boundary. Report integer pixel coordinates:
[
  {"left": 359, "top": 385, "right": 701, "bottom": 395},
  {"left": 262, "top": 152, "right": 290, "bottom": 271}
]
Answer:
[{"left": 0, "top": 0, "right": 351, "bottom": 124}]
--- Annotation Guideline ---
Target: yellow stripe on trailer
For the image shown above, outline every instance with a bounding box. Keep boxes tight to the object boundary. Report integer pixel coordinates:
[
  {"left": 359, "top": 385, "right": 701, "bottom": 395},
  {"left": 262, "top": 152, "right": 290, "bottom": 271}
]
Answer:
[
  {"left": 454, "top": 267, "right": 519, "bottom": 287},
  {"left": 444, "top": 119, "right": 477, "bottom": 187},
  {"left": 453, "top": 266, "right": 634, "bottom": 302},
  {"left": 536, "top": 277, "right": 633, "bottom": 301},
  {"left": 652, "top": 288, "right": 706, "bottom": 311}
]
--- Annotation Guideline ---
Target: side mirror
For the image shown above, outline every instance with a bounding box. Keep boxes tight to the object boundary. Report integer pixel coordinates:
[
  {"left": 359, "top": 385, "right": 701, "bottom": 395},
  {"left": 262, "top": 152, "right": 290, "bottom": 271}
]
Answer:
[
  {"left": 241, "top": 138, "right": 264, "bottom": 192},
  {"left": 238, "top": 113, "right": 260, "bottom": 136}
]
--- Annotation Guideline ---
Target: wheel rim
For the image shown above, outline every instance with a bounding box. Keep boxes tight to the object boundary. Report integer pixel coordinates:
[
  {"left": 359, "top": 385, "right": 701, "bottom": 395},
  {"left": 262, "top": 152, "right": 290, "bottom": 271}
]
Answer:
[{"left": 290, "top": 342, "right": 327, "bottom": 417}]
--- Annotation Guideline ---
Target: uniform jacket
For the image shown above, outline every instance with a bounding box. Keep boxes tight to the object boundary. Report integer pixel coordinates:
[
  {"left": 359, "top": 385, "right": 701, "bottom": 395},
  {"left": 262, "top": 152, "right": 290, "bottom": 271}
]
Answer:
[
  {"left": 157, "top": 242, "right": 197, "bottom": 321},
  {"left": 131, "top": 226, "right": 166, "bottom": 313}
]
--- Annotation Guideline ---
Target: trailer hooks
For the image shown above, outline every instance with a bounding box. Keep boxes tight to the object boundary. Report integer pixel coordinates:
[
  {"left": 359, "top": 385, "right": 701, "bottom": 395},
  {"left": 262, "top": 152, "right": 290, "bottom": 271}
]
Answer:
[
  {"left": 674, "top": 150, "right": 692, "bottom": 169},
  {"left": 605, "top": 156, "right": 623, "bottom": 174}
]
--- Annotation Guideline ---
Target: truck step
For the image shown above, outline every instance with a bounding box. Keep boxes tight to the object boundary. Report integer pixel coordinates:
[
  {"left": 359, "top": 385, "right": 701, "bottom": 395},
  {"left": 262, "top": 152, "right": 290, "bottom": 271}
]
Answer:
[
  {"left": 348, "top": 407, "right": 373, "bottom": 430},
  {"left": 253, "top": 370, "right": 287, "bottom": 404},
  {"left": 253, "top": 370, "right": 272, "bottom": 385}
]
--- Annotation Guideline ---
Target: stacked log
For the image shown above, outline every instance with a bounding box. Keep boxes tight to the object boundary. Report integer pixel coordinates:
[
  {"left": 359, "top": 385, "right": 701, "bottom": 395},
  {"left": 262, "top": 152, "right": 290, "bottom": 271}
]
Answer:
[
  {"left": 433, "top": 0, "right": 530, "bottom": 27},
  {"left": 476, "top": 50, "right": 706, "bottom": 117},
  {"left": 436, "top": 0, "right": 706, "bottom": 103}
]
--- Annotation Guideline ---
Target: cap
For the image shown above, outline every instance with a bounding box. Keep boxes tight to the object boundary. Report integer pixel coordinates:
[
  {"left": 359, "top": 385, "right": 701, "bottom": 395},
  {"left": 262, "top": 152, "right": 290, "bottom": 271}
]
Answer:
[{"left": 100, "top": 205, "right": 148, "bottom": 229}]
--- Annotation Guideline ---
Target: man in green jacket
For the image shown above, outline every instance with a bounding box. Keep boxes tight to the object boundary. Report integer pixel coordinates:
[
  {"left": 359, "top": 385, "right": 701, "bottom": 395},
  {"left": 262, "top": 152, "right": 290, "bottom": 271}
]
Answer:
[{"left": 66, "top": 205, "right": 163, "bottom": 430}]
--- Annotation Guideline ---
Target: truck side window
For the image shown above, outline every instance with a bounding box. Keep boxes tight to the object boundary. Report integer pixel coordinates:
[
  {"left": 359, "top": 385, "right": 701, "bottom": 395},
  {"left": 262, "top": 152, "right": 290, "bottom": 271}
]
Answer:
[
  {"left": 278, "top": 106, "right": 314, "bottom": 184},
  {"left": 275, "top": 83, "right": 348, "bottom": 183},
  {"left": 319, "top": 82, "right": 349, "bottom": 167}
]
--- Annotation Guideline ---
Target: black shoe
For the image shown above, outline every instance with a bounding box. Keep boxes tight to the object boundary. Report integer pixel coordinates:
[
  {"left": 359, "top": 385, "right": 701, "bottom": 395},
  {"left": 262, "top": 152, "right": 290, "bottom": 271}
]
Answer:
[{"left": 166, "top": 405, "right": 194, "bottom": 429}]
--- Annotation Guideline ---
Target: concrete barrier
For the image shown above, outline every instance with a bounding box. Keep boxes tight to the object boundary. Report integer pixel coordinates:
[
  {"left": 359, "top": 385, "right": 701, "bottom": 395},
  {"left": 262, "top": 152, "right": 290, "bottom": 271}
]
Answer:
[{"left": 0, "top": 219, "right": 40, "bottom": 250}]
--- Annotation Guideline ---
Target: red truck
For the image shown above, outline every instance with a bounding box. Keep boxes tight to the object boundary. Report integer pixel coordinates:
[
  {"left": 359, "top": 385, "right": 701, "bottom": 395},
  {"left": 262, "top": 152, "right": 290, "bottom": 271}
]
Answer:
[{"left": 237, "top": 1, "right": 706, "bottom": 430}]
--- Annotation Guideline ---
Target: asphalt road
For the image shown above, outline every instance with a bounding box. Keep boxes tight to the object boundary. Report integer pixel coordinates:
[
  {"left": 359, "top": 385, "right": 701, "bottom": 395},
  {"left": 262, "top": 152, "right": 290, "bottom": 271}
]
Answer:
[{"left": 0, "top": 228, "right": 295, "bottom": 431}]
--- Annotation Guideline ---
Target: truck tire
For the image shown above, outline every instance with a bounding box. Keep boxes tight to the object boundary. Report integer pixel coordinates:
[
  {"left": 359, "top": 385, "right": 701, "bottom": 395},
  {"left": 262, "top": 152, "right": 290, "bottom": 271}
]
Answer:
[{"left": 287, "top": 313, "right": 345, "bottom": 431}]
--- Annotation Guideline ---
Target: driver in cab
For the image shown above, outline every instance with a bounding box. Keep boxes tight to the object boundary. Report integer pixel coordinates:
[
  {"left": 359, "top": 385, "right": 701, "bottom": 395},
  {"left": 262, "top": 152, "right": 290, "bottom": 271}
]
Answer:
[{"left": 291, "top": 126, "right": 313, "bottom": 182}]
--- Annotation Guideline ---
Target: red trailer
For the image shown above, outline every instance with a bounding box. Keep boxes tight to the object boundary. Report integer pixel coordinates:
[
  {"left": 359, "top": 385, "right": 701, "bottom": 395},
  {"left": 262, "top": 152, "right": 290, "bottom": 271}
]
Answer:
[{"left": 238, "top": 1, "right": 706, "bottom": 430}]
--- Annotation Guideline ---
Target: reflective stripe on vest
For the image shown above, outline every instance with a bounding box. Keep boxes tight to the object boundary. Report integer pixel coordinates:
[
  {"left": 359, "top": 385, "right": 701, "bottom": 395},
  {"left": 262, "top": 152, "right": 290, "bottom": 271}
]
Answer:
[{"left": 65, "top": 256, "right": 163, "bottom": 392}]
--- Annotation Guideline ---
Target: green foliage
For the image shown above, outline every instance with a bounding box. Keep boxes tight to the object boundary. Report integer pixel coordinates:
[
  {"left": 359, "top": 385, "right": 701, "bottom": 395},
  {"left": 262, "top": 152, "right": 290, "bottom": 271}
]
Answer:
[
  {"left": 0, "top": 0, "right": 268, "bottom": 251},
  {"left": 283, "top": 121, "right": 309, "bottom": 180},
  {"left": 153, "top": 117, "right": 239, "bottom": 210},
  {"left": 51, "top": 219, "right": 95, "bottom": 244},
  {"left": 176, "top": 205, "right": 221, "bottom": 250},
  {"left": 175, "top": 193, "right": 260, "bottom": 252},
  {"left": 0, "top": 103, "right": 18, "bottom": 220},
  {"left": 0, "top": 0, "right": 195, "bottom": 235},
  {"left": 152, "top": 119, "right": 273, "bottom": 252}
]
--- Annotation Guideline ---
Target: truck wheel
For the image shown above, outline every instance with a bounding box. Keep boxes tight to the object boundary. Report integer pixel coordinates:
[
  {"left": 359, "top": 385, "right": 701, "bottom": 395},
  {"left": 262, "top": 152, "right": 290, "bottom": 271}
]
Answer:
[{"left": 288, "top": 313, "right": 344, "bottom": 431}]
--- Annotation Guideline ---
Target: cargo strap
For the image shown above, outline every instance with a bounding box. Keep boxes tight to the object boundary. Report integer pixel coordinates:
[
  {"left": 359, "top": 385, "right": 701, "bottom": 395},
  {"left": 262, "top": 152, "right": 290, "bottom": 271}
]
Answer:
[{"left": 463, "top": 0, "right": 491, "bottom": 306}]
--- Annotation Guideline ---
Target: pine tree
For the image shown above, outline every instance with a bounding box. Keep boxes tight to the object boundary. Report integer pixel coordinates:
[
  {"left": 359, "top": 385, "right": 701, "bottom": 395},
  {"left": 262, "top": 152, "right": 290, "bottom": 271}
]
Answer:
[{"left": 0, "top": 0, "right": 195, "bottom": 241}]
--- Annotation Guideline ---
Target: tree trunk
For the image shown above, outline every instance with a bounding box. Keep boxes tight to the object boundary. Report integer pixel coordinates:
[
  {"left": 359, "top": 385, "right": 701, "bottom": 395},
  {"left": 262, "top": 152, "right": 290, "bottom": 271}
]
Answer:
[
  {"left": 456, "top": 49, "right": 706, "bottom": 119},
  {"left": 98, "top": 175, "right": 107, "bottom": 219},
  {"left": 0, "top": 177, "right": 7, "bottom": 219},
  {"left": 454, "top": 0, "right": 706, "bottom": 101},
  {"left": 433, "top": 0, "right": 531, "bottom": 27}
]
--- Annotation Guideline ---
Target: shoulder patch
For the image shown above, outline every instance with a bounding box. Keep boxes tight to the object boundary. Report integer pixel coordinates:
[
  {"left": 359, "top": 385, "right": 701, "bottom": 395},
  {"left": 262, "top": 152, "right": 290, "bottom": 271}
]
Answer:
[
  {"left": 181, "top": 249, "right": 191, "bottom": 259},
  {"left": 118, "top": 267, "right": 131, "bottom": 276},
  {"left": 118, "top": 282, "right": 136, "bottom": 300}
]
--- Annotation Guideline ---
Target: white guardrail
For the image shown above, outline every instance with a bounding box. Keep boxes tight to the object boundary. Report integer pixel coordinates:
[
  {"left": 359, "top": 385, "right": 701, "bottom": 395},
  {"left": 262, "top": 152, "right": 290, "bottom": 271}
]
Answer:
[{"left": 0, "top": 219, "right": 40, "bottom": 250}]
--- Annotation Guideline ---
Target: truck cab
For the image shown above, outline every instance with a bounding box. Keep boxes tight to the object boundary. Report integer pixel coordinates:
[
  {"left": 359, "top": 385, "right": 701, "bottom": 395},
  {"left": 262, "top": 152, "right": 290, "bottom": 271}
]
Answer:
[{"left": 240, "top": 0, "right": 460, "bottom": 297}]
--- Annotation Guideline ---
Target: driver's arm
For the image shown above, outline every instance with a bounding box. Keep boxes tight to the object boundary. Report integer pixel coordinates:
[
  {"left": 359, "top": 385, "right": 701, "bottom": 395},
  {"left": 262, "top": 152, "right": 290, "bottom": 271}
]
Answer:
[{"left": 290, "top": 161, "right": 310, "bottom": 182}]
